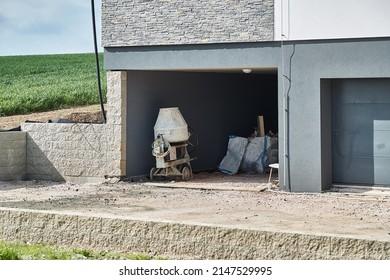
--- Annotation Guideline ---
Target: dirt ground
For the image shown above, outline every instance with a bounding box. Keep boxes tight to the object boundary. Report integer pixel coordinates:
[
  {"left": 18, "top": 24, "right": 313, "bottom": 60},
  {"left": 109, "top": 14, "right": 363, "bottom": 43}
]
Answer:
[
  {"left": 0, "top": 104, "right": 103, "bottom": 129},
  {"left": 0, "top": 172, "right": 390, "bottom": 242}
]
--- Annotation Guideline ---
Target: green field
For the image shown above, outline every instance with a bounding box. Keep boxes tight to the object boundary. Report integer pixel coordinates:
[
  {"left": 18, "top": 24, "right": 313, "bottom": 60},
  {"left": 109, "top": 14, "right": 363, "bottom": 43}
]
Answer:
[
  {"left": 0, "top": 240, "right": 165, "bottom": 260},
  {"left": 0, "top": 53, "right": 106, "bottom": 117}
]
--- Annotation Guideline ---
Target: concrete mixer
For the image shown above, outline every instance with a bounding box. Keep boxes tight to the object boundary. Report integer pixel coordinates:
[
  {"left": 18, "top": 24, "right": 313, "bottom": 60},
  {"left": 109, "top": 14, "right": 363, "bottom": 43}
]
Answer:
[{"left": 150, "top": 107, "right": 194, "bottom": 181}]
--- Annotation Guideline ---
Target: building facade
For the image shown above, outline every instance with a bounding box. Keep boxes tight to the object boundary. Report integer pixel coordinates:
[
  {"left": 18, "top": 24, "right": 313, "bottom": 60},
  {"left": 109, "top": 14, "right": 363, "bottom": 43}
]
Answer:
[{"left": 102, "top": 0, "right": 390, "bottom": 192}]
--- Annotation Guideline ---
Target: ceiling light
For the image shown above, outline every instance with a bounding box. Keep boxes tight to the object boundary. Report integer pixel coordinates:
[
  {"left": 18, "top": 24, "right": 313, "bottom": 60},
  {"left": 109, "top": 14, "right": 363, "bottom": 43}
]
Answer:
[{"left": 242, "top": 68, "right": 252, "bottom": 74}]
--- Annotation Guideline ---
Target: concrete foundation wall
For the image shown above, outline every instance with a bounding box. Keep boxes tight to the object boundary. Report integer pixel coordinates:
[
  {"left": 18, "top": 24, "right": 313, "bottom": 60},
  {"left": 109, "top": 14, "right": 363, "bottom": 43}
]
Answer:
[
  {"left": 0, "top": 208, "right": 388, "bottom": 259},
  {"left": 18, "top": 71, "right": 127, "bottom": 183},
  {"left": 102, "top": 0, "right": 274, "bottom": 47},
  {"left": 0, "top": 132, "right": 26, "bottom": 181}
]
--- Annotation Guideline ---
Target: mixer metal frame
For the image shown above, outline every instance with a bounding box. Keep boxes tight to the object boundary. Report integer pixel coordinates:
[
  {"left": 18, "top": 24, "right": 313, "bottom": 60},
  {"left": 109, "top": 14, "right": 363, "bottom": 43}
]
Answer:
[{"left": 150, "top": 141, "right": 193, "bottom": 181}]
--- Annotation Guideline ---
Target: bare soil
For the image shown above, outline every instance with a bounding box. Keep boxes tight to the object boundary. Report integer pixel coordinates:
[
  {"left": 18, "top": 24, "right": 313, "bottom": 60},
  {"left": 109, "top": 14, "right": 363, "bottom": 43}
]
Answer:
[{"left": 0, "top": 104, "right": 104, "bottom": 129}]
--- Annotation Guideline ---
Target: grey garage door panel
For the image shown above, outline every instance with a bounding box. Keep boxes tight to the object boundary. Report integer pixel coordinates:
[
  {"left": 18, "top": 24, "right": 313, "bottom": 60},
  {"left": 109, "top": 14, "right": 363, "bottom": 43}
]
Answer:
[
  {"left": 333, "top": 156, "right": 390, "bottom": 185},
  {"left": 332, "top": 131, "right": 375, "bottom": 158},
  {"left": 331, "top": 78, "right": 390, "bottom": 186},
  {"left": 332, "top": 103, "right": 390, "bottom": 130},
  {"left": 333, "top": 156, "right": 374, "bottom": 185},
  {"left": 333, "top": 130, "right": 390, "bottom": 158},
  {"left": 332, "top": 79, "right": 390, "bottom": 103}
]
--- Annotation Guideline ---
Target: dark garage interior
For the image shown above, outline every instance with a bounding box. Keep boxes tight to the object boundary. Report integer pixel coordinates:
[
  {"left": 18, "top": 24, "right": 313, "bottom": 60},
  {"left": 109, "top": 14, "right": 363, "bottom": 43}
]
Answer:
[{"left": 126, "top": 70, "right": 278, "bottom": 176}]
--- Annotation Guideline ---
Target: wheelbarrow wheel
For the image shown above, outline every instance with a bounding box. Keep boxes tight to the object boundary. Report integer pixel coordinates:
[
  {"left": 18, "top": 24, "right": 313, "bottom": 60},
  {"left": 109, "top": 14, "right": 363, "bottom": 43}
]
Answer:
[
  {"left": 181, "top": 164, "right": 192, "bottom": 181},
  {"left": 150, "top": 167, "right": 158, "bottom": 180}
]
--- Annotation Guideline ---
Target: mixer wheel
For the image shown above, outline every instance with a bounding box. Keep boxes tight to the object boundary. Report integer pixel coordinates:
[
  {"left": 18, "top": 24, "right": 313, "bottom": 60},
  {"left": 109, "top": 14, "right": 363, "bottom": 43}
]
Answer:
[
  {"left": 181, "top": 164, "right": 192, "bottom": 181},
  {"left": 150, "top": 167, "right": 158, "bottom": 180}
]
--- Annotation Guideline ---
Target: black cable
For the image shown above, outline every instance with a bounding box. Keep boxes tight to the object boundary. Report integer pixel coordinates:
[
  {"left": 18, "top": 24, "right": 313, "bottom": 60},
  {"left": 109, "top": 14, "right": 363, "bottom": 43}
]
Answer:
[{"left": 91, "top": 0, "right": 107, "bottom": 123}]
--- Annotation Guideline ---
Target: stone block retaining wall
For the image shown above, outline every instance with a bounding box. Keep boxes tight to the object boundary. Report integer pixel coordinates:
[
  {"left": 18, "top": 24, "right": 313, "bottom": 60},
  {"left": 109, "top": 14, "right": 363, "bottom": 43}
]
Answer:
[
  {"left": 102, "top": 0, "right": 274, "bottom": 47},
  {"left": 0, "top": 132, "right": 27, "bottom": 181},
  {"left": 0, "top": 71, "right": 126, "bottom": 183},
  {"left": 0, "top": 208, "right": 388, "bottom": 260}
]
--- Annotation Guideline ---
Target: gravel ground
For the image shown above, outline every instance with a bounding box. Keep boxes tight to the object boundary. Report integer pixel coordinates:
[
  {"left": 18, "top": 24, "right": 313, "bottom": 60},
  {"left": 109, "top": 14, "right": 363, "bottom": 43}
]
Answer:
[{"left": 1, "top": 172, "right": 390, "bottom": 242}]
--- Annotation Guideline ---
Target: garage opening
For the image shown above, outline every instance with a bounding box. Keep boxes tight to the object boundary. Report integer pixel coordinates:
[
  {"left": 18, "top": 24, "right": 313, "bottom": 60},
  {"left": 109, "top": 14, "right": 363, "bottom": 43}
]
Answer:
[
  {"left": 327, "top": 78, "right": 390, "bottom": 186},
  {"left": 125, "top": 70, "right": 278, "bottom": 177}
]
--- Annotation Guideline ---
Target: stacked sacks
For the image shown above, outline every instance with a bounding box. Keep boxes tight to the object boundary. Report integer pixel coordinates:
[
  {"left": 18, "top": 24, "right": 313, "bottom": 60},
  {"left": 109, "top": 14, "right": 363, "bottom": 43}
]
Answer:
[{"left": 218, "top": 135, "right": 278, "bottom": 174}]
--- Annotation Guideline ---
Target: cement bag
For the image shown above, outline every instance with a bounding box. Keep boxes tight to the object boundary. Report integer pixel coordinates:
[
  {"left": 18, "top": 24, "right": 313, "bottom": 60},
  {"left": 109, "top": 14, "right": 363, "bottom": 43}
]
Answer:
[
  {"left": 239, "top": 136, "right": 270, "bottom": 173},
  {"left": 265, "top": 148, "right": 278, "bottom": 167},
  {"left": 268, "top": 137, "right": 278, "bottom": 149},
  {"left": 218, "top": 136, "right": 248, "bottom": 174}
]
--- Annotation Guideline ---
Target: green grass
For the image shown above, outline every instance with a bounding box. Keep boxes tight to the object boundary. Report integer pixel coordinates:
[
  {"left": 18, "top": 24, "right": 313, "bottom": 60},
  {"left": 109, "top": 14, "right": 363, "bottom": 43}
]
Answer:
[
  {"left": 0, "top": 53, "right": 106, "bottom": 117},
  {"left": 0, "top": 240, "right": 165, "bottom": 260}
]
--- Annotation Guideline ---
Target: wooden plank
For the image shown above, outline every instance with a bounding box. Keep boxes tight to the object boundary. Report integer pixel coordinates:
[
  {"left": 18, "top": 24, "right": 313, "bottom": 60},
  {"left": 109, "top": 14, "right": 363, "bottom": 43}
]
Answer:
[{"left": 257, "top": 115, "right": 265, "bottom": 137}]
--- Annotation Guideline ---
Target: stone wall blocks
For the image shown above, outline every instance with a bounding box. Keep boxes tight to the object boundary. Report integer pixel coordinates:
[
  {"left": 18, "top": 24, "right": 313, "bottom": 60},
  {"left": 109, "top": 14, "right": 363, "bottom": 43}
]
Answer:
[
  {"left": 330, "top": 237, "right": 366, "bottom": 260},
  {"left": 0, "top": 131, "right": 26, "bottom": 141},
  {"left": 101, "top": 218, "right": 128, "bottom": 235},
  {"left": 26, "top": 162, "right": 54, "bottom": 175},
  {"left": 63, "top": 133, "right": 85, "bottom": 142},
  {"left": 63, "top": 166, "right": 105, "bottom": 177},
  {"left": 76, "top": 231, "right": 92, "bottom": 246},
  {"left": 26, "top": 173, "right": 56, "bottom": 181},
  {"left": 1, "top": 210, "right": 389, "bottom": 259},
  {"left": 45, "top": 141, "right": 65, "bottom": 151},
  {"left": 92, "top": 233, "right": 125, "bottom": 250},
  {"left": 127, "top": 221, "right": 154, "bottom": 239},
  {"left": 27, "top": 147, "right": 44, "bottom": 158},
  {"left": 266, "top": 232, "right": 299, "bottom": 252},
  {"left": 0, "top": 165, "right": 26, "bottom": 175},
  {"left": 2, "top": 226, "right": 21, "bottom": 241},
  {"left": 0, "top": 140, "right": 25, "bottom": 150},
  {"left": 24, "top": 212, "right": 55, "bottom": 230},
  {"left": 365, "top": 240, "right": 385, "bottom": 260},
  {"left": 383, "top": 242, "right": 390, "bottom": 259},
  {"left": 102, "top": 1, "right": 274, "bottom": 47},
  {"left": 54, "top": 215, "right": 78, "bottom": 232},
  {"left": 78, "top": 216, "right": 103, "bottom": 233},
  {"left": 297, "top": 235, "right": 331, "bottom": 258},
  {"left": 45, "top": 150, "right": 67, "bottom": 160},
  {"left": 0, "top": 132, "right": 26, "bottom": 180}
]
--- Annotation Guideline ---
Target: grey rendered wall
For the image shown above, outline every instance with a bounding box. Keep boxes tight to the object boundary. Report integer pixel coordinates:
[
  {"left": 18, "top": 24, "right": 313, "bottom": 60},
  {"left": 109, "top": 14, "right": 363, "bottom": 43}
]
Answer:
[
  {"left": 280, "top": 38, "right": 390, "bottom": 192},
  {"left": 106, "top": 38, "right": 390, "bottom": 192},
  {"left": 0, "top": 132, "right": 26, "bottom": 181},
  {"left": 126, "top": 71, "right": 277, "bottom": 176},
  {"left": 104, "top": 42, "right": 281, "bottom": 71},
  {"left": 102, "top": 0, "right": 274, "bottom": 47}
]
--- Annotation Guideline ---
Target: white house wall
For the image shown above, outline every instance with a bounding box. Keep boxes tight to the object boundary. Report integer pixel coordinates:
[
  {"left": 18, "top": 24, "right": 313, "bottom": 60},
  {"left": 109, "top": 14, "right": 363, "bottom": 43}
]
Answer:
[{"left": 275, "top": 0, "right": 390, "bottom": 41}]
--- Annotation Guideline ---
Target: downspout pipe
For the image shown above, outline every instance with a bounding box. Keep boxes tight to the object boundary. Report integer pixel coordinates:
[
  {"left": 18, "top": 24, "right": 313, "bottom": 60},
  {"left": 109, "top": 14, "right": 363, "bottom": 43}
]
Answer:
[{"left": 91, "top": 0, "right": 107, "bottom": 123}]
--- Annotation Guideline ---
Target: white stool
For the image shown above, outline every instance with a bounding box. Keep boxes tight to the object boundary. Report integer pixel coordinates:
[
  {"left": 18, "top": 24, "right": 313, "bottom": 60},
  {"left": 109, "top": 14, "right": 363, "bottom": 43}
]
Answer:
[{"left": 268, "top": 163, "right": 279, "bottom": 183}]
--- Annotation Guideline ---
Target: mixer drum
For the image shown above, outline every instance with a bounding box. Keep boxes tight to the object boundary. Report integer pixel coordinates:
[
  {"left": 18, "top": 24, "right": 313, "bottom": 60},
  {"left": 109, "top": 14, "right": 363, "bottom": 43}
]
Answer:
[{"left": 154, "top": 107, "right": 189, "bottom": 143}]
